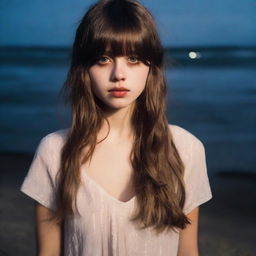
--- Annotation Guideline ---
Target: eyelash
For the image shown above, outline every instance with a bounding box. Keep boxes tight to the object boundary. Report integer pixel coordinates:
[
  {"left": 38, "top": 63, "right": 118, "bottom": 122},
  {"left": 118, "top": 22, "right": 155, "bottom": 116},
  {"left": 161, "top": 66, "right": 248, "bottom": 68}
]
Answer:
[{"left": 97, "top": 56, "right": 140, "bottom": 65}]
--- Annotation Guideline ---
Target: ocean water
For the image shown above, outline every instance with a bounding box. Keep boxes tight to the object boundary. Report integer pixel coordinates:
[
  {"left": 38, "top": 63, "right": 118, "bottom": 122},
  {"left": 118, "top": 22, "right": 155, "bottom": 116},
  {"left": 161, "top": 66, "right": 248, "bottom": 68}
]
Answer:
[{"left": 0, "top": 47, "right": 255, "bottom": 175}]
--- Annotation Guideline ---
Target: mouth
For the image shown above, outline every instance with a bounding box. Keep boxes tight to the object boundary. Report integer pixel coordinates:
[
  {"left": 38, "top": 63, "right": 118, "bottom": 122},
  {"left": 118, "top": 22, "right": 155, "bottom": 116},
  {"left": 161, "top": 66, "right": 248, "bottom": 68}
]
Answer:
[
  {"left": 108, "top": 86, "right": 130, "bottom": 97},
  {"left": 108, "top": 87, "right": 130, "bottom": 92}
]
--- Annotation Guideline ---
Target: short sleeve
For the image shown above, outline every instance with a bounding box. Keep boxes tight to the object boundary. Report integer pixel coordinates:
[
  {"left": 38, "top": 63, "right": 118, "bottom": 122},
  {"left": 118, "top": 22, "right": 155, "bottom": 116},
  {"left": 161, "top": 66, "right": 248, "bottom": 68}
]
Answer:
[
  {"left": 20, "top": 136, "right": 57, "bottom": 211},
  {"left": 183, "top": 137, "right": 212, "bottom": 214}
]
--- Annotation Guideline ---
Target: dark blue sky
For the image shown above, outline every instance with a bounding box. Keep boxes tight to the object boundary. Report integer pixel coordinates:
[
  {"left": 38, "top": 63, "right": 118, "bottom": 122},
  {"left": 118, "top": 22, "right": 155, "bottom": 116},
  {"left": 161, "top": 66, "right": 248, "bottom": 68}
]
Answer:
[{"left": 0, "top": 0, "right": 255, "bottom": 47}]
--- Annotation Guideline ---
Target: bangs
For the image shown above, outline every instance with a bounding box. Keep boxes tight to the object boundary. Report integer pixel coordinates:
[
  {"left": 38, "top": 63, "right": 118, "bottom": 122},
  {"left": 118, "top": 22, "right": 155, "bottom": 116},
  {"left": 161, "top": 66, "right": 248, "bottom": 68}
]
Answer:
[
  {"left": 89, "top": 28, "right": 151, "bottom": 65},
  {"left": 77, "top": 0, "right": 163, "bottom": 67}
]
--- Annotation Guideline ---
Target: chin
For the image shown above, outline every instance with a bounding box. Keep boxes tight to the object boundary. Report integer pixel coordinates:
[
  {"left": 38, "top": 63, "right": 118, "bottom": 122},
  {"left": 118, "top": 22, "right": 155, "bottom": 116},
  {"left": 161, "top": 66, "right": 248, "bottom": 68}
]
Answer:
[{"left": 106, "top": 102, "right": 134, "bottom": 111}]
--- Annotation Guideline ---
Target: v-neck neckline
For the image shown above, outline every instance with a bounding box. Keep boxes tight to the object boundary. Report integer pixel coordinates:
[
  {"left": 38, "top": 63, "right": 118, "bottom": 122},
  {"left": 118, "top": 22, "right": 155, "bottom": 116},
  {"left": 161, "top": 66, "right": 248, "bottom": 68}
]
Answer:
[{"left": 81, "top": 170, "right": 136, "bottom": 208}]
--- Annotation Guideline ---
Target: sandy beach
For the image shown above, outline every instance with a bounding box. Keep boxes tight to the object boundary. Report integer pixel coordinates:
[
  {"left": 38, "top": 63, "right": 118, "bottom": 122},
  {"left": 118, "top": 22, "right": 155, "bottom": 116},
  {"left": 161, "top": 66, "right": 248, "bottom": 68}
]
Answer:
[{"left": 0, "top": 153, "right": 255, "bottom": 256}]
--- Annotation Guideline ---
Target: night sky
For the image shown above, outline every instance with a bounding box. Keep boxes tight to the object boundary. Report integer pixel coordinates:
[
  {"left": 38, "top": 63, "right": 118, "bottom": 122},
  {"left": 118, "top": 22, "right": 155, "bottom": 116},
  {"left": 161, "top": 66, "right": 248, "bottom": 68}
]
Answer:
[{"left": 0, "top": 0, "right": 255, "bottom": 47}]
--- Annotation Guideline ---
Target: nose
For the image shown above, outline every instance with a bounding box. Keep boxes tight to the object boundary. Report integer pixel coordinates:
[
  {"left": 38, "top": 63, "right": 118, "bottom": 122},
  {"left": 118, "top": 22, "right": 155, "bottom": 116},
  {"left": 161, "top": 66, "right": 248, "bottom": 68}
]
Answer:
[{"left": 110, "top": 58, "right": 126, "bottom": 82}]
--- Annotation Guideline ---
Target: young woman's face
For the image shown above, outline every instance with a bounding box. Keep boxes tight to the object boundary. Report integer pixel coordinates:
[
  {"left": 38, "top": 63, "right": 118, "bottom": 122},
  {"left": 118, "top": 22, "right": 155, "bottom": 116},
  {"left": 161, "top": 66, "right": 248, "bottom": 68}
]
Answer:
[{"left": 88, "top": 53, "right": 150, "bottom": 111}]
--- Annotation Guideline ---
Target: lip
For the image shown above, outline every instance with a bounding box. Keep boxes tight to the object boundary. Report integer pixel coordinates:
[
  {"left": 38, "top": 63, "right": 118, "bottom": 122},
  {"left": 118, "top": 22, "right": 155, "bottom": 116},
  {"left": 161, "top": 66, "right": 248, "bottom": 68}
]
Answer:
[
  {"left": 110, "top": 90, "right": 128, "bottom": 97},
  {"left": 108, "top": 87, "right": 130, "bottom": 92}
]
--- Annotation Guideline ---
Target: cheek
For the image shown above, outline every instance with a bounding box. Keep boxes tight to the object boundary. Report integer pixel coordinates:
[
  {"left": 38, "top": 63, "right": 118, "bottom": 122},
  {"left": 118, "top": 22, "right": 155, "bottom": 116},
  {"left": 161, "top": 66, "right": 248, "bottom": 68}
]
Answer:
[
  {"left": 88, "top": 68, "right": 106, "bottom": 88},
  {"left": 88, "top": 68, "right": 99, "bottom": 84},
  {"left": 137, "top": 66, "right": 150, "bottom": 87}
]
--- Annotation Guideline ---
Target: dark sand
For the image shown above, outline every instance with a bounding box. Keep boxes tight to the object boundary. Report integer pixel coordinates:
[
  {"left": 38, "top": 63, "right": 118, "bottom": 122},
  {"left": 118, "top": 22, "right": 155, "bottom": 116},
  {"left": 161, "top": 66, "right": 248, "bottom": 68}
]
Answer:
[{"left": 0, "top": 153, "right": 256, "bottom": 256}]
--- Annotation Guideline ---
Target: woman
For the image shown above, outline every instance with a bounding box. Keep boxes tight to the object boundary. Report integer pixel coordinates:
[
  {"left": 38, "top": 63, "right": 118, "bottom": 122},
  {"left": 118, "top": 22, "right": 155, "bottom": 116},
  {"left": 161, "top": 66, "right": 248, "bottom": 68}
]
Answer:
[{"left": 20, "top": 0, "right": 212, "bottom": 255}]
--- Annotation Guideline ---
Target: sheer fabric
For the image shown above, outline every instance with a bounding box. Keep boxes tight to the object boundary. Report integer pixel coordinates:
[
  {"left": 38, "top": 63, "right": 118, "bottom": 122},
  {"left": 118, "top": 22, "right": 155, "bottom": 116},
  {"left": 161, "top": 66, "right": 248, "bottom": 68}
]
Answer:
[{"left": 20, "top": 125, "right": 212, "bottom": 256}]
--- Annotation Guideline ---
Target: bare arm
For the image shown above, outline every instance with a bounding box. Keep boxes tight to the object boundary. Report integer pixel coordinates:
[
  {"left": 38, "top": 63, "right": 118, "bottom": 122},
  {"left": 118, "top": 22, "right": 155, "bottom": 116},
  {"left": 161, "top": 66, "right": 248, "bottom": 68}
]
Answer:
[
  {"left": 35, "top": 202, "right": 62, "bottom": 256},
  {"left": 177, "top": 207, "right": 199, "bottom": 256}
]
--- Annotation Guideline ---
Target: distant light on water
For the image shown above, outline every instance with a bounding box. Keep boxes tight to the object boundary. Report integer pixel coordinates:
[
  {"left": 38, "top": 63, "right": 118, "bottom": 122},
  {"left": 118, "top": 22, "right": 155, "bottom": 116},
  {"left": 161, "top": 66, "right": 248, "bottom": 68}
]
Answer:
[{"left": 188, "top": 51, "right": 201, "bottom": 59}]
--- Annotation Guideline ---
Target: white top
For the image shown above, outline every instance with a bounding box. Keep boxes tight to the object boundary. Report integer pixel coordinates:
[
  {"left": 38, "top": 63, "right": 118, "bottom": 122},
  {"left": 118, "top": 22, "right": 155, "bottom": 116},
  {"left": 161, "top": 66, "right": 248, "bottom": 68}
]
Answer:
[{"left": 20, "top": 124, "right": 212, "bottom": 256}]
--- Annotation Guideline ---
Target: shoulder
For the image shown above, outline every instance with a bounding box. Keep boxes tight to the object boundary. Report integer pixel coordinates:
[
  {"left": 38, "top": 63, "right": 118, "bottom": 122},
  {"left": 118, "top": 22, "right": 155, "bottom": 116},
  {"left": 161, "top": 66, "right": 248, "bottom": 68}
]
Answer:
[
  {"left": 35, "top": 128, "right": 69, "bottom": 160},
  {"left": 168, "top": 125, "right": 212, "bottom": 213},
  {"left": 20, "top": 129, "right": 70, "bottom": 210},
  {"left": 42, "top": 128, "right": 69, "bottom": 143},
  {"left": 168, "top": 124, "right": 204, "bottom": 149},
  {"left": 39, "top": 128, "right": 69, "bottom": 148},
  {"left": 168, "top": 124, "right": 205, "bottom": 164}
]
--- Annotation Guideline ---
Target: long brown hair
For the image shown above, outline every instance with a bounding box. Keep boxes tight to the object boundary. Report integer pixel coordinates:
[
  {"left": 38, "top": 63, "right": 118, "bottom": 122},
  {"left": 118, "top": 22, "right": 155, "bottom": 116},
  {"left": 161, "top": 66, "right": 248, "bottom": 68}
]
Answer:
[{"left": 54, "top": 0, "right": 190, "bottom": 235}]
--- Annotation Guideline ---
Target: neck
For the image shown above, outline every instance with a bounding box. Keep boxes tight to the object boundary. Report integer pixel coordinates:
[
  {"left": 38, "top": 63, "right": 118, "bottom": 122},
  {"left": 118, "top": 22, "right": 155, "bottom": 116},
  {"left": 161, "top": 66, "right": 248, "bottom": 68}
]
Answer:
[{"left": 98, "top": 104, "right": 135, "bottom": 141}]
